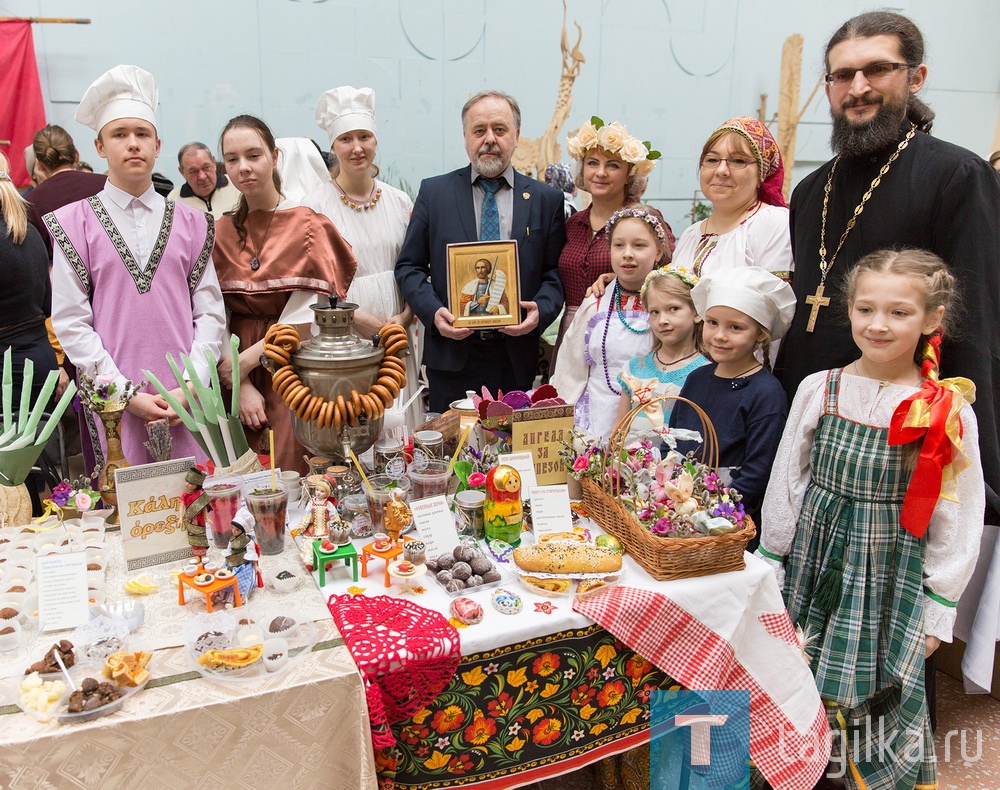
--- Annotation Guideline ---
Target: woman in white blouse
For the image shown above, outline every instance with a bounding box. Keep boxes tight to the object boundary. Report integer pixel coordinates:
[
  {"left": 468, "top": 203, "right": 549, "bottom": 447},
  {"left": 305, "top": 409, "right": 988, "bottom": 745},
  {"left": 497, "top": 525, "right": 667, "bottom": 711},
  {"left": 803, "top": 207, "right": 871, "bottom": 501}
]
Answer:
[
  {"left": 671, "top": 115, "right": 792, "bottom": 282},
  {"left": 302, "top": 86, "right": 421, "bottom": 425}
]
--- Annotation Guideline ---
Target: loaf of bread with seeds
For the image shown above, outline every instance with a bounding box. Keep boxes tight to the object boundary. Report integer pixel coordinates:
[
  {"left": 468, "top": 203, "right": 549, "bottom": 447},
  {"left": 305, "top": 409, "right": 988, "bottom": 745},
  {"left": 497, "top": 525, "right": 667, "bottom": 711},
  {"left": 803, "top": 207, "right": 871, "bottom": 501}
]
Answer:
[{"left": 512, "top": 543, "right": 622, "bottom": 575}]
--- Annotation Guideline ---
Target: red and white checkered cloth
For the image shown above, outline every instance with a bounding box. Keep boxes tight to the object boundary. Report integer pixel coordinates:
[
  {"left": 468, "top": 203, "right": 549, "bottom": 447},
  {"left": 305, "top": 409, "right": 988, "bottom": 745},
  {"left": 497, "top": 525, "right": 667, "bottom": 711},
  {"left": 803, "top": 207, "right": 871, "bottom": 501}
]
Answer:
[{"left": 574, "top": 562, "right": 829, "bottom": 790}]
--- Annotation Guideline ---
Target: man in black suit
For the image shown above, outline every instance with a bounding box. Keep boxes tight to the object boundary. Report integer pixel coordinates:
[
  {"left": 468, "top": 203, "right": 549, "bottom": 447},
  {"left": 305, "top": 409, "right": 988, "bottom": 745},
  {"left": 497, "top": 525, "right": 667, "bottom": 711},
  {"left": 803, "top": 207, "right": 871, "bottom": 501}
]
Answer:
[{"left": 395, "top": 90, "right": 566, "bottom": 412}]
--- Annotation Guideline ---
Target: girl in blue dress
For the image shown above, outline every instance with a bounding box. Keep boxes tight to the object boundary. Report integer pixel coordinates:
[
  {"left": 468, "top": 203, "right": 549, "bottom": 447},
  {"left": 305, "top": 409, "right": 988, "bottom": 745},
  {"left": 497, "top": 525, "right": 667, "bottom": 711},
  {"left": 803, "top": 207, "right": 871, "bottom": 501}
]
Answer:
[{"left": 615, "top": 265, "right": 709, "bottom": 440}]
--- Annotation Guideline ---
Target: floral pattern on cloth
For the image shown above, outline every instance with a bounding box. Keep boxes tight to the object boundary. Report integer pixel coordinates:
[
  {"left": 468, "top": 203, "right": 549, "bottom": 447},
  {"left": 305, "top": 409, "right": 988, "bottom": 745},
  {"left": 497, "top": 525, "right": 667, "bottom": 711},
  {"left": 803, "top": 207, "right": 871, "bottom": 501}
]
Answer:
[
  {"left": 328, "top": 594, "right": 461, "bottom": 750},
  {"left": 375, "top": 625, "right": 677, "bottom": 789}
]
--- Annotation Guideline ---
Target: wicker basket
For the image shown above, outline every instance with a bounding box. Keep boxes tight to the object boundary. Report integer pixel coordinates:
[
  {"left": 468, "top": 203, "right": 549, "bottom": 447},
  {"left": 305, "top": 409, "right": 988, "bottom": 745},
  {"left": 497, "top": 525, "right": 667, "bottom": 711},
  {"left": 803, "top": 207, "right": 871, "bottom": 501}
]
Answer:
[{"left": 580, "top": 395, "right": 755, "bottom": 581}]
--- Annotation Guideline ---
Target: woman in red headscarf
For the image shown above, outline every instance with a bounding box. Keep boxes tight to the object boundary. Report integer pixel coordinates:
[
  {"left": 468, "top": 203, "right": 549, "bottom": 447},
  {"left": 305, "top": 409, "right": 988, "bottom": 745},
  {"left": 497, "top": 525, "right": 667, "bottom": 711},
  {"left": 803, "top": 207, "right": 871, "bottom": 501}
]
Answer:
[{"left": 671, "top": 116, "right": 792, "bottom": 282}]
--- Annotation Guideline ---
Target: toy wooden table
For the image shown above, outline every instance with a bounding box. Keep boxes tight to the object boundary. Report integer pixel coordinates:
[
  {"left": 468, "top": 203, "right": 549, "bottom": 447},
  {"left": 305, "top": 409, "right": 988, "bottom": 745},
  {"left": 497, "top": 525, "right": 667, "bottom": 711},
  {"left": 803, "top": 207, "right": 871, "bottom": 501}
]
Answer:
[
  {"left": 311, "top": 540, "right": 359, "bottom": 586},
  {"left": 177, "top": 572, "right": 243, "bottom": 611},
  {"left": 360, "top": 537, "right": 415, "bottom": 587}
]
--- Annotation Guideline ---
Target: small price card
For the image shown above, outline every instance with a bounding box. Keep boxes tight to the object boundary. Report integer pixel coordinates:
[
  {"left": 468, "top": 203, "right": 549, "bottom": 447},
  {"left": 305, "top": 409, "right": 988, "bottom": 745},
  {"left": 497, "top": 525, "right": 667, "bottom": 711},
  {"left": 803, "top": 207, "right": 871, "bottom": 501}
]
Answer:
[
  {"left": 410, "top": 495, "right": 459, "bottom": 561},
  {"left": 528, "top": 485, "right": 573, "bottom": 538},
  {"left": 243, "top": 469, "right": 282, "bottom": 492},
  {"left": 502, "top": 452, "right": 537, "bottom": 502},
  {"left": 37, "top": 551, "right": 89, "bottom": 631}
]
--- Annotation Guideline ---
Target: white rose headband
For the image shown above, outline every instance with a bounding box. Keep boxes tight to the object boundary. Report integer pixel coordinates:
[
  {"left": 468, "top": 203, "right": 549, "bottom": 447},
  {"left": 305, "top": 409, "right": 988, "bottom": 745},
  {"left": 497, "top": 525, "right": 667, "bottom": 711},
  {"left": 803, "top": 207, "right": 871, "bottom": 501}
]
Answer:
[
  {"left": 566, "top": 116, "right": 660, "bottom": 179},
  {"left": 640, "top": 265, "right": 699, "bottom": 299}
]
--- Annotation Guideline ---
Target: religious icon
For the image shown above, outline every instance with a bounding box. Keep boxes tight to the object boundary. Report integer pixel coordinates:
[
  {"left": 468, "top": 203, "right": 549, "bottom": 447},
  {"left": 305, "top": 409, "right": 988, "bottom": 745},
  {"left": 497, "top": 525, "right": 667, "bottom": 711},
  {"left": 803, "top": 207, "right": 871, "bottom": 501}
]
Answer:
[{"left": 447, "top": 240, "right": 521, "bottom": 330}]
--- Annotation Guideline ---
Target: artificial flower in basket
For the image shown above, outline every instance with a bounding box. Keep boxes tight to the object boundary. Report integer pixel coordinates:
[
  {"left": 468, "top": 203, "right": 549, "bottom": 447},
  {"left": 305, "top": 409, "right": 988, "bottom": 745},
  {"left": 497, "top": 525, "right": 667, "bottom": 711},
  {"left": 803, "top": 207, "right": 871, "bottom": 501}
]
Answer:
[
  {"left": 623, "top": 451, "right": 747, "bottom": 539},
  {"left": 558, "top": 427, "right": 605, "bottom": 482}
]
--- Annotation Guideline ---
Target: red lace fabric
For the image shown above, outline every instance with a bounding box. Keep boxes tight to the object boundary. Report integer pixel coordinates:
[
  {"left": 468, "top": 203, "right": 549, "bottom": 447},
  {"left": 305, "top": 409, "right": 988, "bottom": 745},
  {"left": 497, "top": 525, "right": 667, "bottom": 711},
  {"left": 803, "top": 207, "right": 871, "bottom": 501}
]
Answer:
[{"left": 328, "top": 594, "right": 461, "bottom": 749}]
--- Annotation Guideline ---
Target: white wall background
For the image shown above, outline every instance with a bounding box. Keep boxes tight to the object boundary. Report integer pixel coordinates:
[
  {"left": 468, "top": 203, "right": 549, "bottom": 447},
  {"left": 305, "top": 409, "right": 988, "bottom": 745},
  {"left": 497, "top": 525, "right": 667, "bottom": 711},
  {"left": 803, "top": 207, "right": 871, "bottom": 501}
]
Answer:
[{"left": 5, "top": 0, "right": 999, "bottom": 232}]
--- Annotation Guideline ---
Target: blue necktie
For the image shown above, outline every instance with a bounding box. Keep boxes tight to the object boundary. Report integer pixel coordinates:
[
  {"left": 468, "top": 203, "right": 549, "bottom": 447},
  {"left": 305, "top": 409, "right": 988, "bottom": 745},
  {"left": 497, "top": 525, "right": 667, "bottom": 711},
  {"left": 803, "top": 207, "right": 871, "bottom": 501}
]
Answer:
[{"left": 479, "top": 177, "right": 503, "bottom": 241}]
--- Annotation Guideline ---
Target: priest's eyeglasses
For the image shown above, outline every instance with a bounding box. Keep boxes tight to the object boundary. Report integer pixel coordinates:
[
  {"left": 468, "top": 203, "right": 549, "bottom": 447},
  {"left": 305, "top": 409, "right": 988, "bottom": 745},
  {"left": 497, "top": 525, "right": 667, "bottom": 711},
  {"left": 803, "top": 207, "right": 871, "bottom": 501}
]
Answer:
[
  {"left": 700, "top": 156, "right": 755, "bottom": 171},
  {"left": 825, "top": 62, "right": 910, "bottom": 87}
]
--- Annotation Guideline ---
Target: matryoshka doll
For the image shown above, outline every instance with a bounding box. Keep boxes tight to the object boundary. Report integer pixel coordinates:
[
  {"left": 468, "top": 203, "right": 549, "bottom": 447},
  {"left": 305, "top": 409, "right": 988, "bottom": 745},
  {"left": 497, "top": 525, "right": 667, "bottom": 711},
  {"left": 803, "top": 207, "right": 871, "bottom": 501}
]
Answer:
[{"left": 484, "top": 465, "right": 523, "bottom": 546}]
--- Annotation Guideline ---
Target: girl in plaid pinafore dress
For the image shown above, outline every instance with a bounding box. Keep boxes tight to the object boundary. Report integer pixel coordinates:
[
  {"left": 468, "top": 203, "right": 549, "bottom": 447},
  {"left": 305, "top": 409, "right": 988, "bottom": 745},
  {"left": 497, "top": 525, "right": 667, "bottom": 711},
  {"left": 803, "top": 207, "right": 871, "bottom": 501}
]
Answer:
[{"left": 759, "top": 250, "right": 985, "bottom": 790}]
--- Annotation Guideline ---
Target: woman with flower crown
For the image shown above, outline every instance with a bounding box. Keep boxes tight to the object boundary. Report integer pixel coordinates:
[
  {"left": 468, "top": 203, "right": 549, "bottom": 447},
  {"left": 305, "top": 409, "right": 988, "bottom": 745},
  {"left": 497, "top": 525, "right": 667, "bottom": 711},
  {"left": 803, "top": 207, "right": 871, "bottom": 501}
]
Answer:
[
  {"left": 556, "top": 118, "right": 674, "bottom": 348},
  {"left": 551, "top": 204, "right": 671, "bottom": 440}
]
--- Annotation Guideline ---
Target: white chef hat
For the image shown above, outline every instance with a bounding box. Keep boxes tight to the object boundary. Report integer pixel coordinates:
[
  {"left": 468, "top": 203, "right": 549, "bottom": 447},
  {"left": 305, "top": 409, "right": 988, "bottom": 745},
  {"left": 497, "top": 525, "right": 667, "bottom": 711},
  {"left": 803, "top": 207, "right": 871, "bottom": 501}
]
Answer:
[
  {"left": 231, "top": 506, "right": 255, "bottom": 535},
  {"left": 691, "top": 267, "right": 797, "bottom": 339},
  {"left": 75, "top": 65, "right": 158, "bottom": 134},
  {"left": 315, "top": 86, "right": 377, "bottom": 145}
]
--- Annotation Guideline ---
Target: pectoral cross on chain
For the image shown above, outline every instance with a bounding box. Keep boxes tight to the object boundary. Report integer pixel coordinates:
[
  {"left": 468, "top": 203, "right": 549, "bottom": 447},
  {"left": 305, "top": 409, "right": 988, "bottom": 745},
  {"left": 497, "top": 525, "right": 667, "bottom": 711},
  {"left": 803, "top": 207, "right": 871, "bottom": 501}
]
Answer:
[{"left": 805, "top": 283, "right": 831, "bottom": 333}]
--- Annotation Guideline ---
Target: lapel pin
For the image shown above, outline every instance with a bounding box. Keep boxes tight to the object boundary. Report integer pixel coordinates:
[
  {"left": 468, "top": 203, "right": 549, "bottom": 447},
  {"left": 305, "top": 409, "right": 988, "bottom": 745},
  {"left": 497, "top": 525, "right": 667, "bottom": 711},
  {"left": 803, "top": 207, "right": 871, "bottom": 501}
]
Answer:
[{"left": 522, "top": 192, "right": 530, "bottom": 200}]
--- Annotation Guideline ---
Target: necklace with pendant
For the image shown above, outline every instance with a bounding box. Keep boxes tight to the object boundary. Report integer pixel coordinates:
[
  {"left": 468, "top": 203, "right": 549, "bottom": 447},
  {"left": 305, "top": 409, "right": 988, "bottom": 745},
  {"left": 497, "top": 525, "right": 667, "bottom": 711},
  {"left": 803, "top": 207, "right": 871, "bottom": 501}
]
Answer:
[
  {"left": 722, "top": 362, "right": 762, "bottom": 390},
  {"left": 655, "top": 349, "right": 698, "bottom": 368},
  {"left": 248, "top": 200, "right": 280, "bottom": 271},
  {"left": 805, "top": 124, "right": 916, "bottom": 332}
]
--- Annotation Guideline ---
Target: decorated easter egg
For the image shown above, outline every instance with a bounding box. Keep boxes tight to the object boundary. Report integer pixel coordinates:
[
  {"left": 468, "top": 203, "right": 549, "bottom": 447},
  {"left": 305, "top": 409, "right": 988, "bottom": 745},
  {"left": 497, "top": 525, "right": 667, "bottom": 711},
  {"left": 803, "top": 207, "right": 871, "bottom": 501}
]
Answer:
[
  {"left": 595, "top": 534, "right": 624, "bottom": 554},
  {"left": 450, "top": 597, "right": 484, "bottom": 625},
  {"left": 491, "top": 588, "right": 523, "bottom": 615}
]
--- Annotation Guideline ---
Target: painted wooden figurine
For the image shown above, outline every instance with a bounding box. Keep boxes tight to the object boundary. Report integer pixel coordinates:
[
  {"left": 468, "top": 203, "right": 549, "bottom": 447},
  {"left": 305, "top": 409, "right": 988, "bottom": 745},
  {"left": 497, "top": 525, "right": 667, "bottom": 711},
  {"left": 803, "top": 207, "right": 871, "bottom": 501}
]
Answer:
[
  {"left": 179, "top": 465, "right": 211, "bottom": 560},
  {"left": 484, "top": 465, "right": 523, "bottom": 546}
]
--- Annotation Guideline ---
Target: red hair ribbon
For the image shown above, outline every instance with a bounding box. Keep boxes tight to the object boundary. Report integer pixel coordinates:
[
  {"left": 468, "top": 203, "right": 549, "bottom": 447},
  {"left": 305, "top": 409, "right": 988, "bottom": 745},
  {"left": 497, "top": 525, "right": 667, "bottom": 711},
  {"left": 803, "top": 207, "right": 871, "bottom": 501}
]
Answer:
[{"left": 888, "top": 334, "right": 975, "bottom": 538}]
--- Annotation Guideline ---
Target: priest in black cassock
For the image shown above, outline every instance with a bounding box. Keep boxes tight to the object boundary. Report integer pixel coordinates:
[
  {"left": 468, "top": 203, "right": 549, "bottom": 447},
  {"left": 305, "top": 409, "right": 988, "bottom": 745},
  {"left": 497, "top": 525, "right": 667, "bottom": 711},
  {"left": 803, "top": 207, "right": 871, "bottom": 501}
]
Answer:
[{"left": 776, "top": 12, "right": 1000, "bottom": 526}]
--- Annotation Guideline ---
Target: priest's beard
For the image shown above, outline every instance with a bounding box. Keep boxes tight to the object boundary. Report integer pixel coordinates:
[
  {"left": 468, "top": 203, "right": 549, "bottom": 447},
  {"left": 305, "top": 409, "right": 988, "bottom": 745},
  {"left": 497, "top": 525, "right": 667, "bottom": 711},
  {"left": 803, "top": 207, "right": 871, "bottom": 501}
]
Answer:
[{"left": 830, "top": 94, "right": 908, "bottom": 158}]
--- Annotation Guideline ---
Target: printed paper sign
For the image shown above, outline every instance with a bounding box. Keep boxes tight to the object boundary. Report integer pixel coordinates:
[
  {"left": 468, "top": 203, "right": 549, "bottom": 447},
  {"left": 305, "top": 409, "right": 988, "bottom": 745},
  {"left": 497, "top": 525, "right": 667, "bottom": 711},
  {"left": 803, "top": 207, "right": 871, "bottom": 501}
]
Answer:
[
  {"left": 116, "top": 458, "right": 195, "bottom": 571},
  {"left": 410, "top": 495, "right": 459, "bottom": 560},
  {"left": 528, "top": 485, "right": 573, "bottom": 538},
  {"left": 37, "top": 552, "right": 89, "bottom": 631}
]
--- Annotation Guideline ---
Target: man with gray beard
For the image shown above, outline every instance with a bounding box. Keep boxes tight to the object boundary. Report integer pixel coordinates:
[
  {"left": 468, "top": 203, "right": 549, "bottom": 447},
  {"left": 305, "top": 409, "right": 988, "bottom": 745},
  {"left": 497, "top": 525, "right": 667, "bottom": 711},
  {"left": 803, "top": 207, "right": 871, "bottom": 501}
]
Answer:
[{"left": 395, "top": 90, "right": 565, "bottom": 411}]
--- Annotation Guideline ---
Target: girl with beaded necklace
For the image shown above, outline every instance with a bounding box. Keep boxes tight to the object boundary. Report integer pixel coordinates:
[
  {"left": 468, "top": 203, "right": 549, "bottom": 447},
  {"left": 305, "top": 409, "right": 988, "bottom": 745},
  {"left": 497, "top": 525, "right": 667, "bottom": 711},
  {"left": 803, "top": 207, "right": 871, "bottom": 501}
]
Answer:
[
  {"left": 551, "top": 204, "right": 668, "bottom": 440},
  {"left": 669, "top": 266, "right": 795, "bottom": 540},
  {"left": 615, "top": 266, "right": 709, "bottom": 439},
  {"left": 759, "top": 249, "right": 984, "bottom": 789}
]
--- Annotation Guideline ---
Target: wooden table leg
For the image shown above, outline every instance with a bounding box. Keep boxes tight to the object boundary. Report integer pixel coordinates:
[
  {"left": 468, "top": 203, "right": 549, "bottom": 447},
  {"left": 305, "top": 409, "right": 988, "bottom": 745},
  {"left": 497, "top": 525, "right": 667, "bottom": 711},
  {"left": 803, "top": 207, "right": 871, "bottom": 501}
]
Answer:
[
  {"left": 178, "top": 578, "right": 186, "bottom": 606},
  {"left": 232, "top": 578, "right": 243, "bottom": 608}
]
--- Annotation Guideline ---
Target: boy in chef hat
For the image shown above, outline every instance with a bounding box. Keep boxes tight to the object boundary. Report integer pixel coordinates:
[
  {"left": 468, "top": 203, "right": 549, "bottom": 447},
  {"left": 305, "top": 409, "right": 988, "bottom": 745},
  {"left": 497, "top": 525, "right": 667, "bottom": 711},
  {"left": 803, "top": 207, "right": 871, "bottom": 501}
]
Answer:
[
  {"left": 45, "top": 66, "right": 225, "bottom": 473},
  {"left": 669, "top": 267, "right": 797, "bottom": 545}
]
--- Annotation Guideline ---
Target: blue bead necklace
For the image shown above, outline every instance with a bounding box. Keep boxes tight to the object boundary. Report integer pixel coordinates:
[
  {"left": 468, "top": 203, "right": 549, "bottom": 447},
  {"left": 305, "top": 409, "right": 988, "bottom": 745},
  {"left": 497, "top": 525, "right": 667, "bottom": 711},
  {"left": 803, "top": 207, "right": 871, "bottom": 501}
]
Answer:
[{"left": 601, "top": 280, "right": 648, "bottom": 395}]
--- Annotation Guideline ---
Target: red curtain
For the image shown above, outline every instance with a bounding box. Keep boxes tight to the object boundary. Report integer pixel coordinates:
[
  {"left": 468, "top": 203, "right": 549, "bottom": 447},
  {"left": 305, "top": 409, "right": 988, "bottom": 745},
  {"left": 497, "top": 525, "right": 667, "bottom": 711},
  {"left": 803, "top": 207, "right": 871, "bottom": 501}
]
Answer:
[{"left": 0, "top": 21, "right": 46, "bottom": 188}]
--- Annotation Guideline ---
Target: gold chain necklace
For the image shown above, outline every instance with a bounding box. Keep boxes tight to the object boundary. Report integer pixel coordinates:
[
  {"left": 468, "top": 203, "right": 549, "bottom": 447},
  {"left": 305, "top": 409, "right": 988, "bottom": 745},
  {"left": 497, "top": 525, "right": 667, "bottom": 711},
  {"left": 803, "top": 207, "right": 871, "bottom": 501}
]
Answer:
[{"left": 805, "top": 124, "right": 917, "bottom": 332}]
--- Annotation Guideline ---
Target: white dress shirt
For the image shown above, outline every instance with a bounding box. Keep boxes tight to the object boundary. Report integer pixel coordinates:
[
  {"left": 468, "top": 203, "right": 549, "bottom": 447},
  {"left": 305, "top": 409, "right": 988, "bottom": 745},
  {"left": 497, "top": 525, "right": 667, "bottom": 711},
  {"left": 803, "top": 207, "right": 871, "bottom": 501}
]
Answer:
[{"left": 51, "top": 182, "right": 225, "bottom": 387}]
